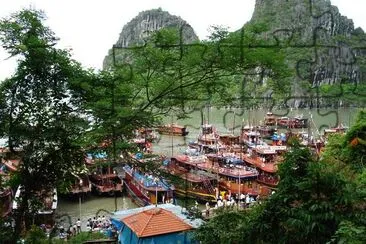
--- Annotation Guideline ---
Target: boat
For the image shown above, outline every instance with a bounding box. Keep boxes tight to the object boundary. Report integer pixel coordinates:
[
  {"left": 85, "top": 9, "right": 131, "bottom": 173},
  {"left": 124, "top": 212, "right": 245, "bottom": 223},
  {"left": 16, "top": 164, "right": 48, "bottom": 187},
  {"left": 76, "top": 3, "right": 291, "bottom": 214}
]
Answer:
[
  {"left": 189, "top": 123, "right": 226, "bottom": 154},
  {"left": 12, "top": 186, "right": 58, "bottom": 226},
  {"left": 157, "top": 123, "right": 189, "bottom": 136},
  {"left": 241, "top": 126, "right": 268, "bottom": 148},
  {"left": 86, "top": 152, "right": 123, "bottom": 196},
  {"left": 276, "top": 116, "right": 308, "bottom": 129},
  {"left": 68, "top": 174, "right": 92, "bottom": 194},
  {"left": 323, "top": 124, "right": 348, "bottom": 137},
  {"left": 136, "top": 128, "right": 160, "bottom": 142},
  {"left": 165, "top": 157, "right": 218, "bottom": 203},
  {"left": 242, "top": 146, "right": 286, "bottom": 194},
  {"left": 89, "top": 169, "right": 123, "bottom": 196},
  {"left": 122, "top": 164, "right": 175, "bottom": 207},
  {"left": 264, "top": 112, "right": 277, "bottom": 126},
  {"left": 171, "top": 153, "right": 259, "bottom": 197},
  {"left": 257, "top": 126, "right": 276, "bottom": 139},
  {"left": 204, "top": 154, "right": 260, "bottom": 196},
  {"left": 1, "top": 158, "right": 21, "bottom": 173}
]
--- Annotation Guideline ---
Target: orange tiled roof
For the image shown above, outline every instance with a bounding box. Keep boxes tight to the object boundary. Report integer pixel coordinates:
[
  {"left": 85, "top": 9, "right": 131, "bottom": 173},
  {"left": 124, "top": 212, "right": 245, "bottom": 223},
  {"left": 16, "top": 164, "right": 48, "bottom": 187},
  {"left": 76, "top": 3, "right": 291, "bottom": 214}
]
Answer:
[{"left": 122, "top": 208, "right": 192, "bottom": 238}]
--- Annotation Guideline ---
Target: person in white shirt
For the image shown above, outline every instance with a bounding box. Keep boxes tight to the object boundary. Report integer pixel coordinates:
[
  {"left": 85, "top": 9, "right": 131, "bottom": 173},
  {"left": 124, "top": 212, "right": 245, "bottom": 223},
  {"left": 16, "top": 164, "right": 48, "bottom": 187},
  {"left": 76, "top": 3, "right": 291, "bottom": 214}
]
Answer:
[{"left": 76, "top": 218, "right": 81, "bottom": 233}]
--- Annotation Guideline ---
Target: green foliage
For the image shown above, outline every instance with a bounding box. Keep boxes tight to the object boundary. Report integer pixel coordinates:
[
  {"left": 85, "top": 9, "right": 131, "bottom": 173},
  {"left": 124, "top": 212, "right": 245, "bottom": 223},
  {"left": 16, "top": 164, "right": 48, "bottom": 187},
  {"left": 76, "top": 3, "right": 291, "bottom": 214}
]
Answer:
[
  {"left": 0, "top": 8, "right": 89, "bottom": 233},
  {"left": 25, "top": 225, "right": 47, "bottom": 244},
  {"left": 194, "top": 209, "right": 249, "bottom": 244},
  {"left": 51, "top": 232, "right": 106, "bottom": 244},
  {"left": 0, "top": 217, "right": 15, "bottom": 243},
  {"left": 331, "top": 221, "right": 366, "bottom": 244}
]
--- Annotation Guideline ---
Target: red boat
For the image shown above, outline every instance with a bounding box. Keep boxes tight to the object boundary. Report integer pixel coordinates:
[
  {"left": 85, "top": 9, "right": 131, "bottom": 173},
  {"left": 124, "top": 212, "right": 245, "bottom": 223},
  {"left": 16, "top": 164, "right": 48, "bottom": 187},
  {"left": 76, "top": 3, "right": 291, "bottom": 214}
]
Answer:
[
  {"left": 89, "top": 169, "right": 123, "bottom": 196},
  {"left": 276, "top": 116, "right": 308, "bottom": 129},
  {"left": 171, "top": 154, "right": 259, "bottom": 197},
  {"left": 69, "top": 174, "right": 92, "bottom": 194},
  {"left": 264, "top": 112, "right": 277, "bottom": 126},
  {"left": 122, "top": 165, "right": 175, "bottom": 206},
  {"left": 157, "top": 123, "right": 189, "bottom": 136},
  {"left": 242, "top": 146, "right": 286, "bottom": 194},
  {"left": 166, "top": 157, "right": 218, "bottom": 203}
]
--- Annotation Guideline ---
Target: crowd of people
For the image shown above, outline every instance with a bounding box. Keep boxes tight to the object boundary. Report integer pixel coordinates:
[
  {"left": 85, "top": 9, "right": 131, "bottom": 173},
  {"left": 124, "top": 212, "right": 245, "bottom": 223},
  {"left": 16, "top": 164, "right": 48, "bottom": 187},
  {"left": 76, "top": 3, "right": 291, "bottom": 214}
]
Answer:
[{"left": 57, "top": 215, "right": 117, "bottom": 240}]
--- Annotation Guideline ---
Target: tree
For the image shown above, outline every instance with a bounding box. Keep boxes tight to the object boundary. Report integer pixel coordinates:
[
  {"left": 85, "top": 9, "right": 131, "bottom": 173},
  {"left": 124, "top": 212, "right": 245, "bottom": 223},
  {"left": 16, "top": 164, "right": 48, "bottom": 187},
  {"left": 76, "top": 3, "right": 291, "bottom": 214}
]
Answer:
[{"left": 0, "top": 9, "right": 88, "bottom": 234}]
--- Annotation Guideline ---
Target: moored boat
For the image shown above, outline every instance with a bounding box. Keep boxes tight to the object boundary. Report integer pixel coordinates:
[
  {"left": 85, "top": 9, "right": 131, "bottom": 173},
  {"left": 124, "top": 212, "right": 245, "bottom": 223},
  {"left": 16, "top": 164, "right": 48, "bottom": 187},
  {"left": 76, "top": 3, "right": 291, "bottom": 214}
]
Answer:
[
  {"left": 157, "top": 123, "right": 189, "bottom": 136},
  {"left": 264, "top": 112, "right": 277, "bottom": 126},
  {"left": 242, "top": 146, "right": 286, "bottom": 194},
  {"left": 122, "top": 164, "right": 175, "bottom": 206},
  {"left": 89, "top": 170, "right": 123, "bottom": 196},
  {"left": 69, "top": 174, "right": 92, "bottom": 194},
  {"left": 166, "top": 157, "right": 218, "bottom": 203},
  {"left": 12, "top": 186, "right": 58, "bottom": 226}
]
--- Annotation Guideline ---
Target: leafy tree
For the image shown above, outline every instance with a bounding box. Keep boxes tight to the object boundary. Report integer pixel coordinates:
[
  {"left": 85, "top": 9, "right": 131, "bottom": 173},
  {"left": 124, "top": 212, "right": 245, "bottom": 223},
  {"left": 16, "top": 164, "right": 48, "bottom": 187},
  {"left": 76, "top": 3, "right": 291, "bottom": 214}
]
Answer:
[{"left": 0, "top": 9, "right": 88, "bottom": 234}]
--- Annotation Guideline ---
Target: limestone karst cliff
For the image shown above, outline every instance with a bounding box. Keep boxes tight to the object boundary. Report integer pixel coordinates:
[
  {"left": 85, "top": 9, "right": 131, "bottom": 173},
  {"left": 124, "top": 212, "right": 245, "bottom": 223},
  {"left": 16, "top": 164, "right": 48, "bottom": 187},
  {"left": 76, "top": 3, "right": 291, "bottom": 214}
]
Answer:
[
  {"left": 249, "top": 0, "right": 366, "bottom": 107},
  {"left": 103, "top": 8, "right": 198, "bottom": 69}
]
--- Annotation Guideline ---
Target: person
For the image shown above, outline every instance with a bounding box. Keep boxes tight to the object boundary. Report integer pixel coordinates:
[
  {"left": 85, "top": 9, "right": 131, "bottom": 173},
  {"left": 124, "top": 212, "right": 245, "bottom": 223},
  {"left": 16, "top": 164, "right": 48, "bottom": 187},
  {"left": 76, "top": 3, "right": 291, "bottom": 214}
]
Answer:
[
  {"left": 205, "top": 202, "right": 210, "bottom": 217},
  {"left": 76, "top": 218, "right": 81, "bottom": 233},
  {"left": 86, "top": 223, "right": 92, "bottom": 232},
  {"left": 58, "top": 220, "right": 65, "bottom": 234},
  {"left": 245, "top": 194, "right": 250, "bottom": 208}
]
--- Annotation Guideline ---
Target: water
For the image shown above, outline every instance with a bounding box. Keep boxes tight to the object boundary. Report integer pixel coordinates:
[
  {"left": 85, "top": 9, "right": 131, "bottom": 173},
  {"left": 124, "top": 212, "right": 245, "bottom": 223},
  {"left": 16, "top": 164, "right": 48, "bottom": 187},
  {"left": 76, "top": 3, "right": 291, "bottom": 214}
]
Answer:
[
  {"left": 56, "top": 194, "right": 137, "bottom": 229},
  {"left": 154, "top": 107, "right": 361, "bottom": 156},
  {"left": 57, "top": 107, "right": 360, "bottom": 225}
]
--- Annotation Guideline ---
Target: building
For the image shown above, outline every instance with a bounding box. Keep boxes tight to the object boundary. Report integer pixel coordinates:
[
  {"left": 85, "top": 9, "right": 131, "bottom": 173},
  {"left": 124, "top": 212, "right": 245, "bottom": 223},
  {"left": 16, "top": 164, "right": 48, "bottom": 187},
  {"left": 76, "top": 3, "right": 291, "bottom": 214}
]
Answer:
[{"left": 111, "top": 203, "right": 202, "bottom": 243}]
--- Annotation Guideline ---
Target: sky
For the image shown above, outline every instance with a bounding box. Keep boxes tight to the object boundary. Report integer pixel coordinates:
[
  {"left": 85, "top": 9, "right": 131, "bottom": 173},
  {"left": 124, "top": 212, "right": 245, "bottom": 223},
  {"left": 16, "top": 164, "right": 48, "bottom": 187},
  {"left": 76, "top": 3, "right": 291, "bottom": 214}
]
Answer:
[{"left": 0, "top": 0, "right": 365, "bottom": 81}]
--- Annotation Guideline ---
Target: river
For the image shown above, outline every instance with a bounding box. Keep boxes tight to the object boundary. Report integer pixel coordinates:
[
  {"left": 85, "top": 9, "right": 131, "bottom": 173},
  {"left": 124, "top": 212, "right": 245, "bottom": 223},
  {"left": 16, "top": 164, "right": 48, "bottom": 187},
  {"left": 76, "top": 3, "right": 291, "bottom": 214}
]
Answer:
[{"left": 57, "top": 107, "right": 360, "bottom": 227}]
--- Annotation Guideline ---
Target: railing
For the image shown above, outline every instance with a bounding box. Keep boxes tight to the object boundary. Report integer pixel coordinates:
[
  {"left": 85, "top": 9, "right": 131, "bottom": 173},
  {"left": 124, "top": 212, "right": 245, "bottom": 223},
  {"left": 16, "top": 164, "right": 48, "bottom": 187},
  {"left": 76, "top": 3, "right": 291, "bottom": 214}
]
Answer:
[
  {"left": 257, "top": 175, "right": 279, "bottom": 186},
  {"left": 123, "top": 165, "right": 170, "bottom": 190},
  {"left": 123, "top": 180, "right": 149, "bottom": 207}
]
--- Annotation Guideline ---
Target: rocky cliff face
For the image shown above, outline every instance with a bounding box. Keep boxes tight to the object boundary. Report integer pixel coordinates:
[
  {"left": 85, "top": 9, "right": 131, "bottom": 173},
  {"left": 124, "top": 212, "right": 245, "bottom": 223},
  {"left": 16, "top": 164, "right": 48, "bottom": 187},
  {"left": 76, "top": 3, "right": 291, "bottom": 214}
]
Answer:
[
  {"left": 250, "top": 0, "right": 366, "bottom": 107},
  {"left": 103, "top": 8, "right": 198, "bottom": 69}
]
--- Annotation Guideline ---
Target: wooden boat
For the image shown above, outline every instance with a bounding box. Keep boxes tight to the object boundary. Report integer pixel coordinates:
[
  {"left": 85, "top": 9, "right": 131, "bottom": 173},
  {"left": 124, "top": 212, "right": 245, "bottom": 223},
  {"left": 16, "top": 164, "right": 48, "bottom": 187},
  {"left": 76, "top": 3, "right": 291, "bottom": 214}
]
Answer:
[
  {"left": 157, "top": 123, "right": 189, "bottom": 136},
  {"left": 188, "top": 124, "right": 226, "bottom": 154},
  {"left": 13, "top": 186, "right": 58, "bottom": 226},
  {"left": 1, "top": 158, "right": 21, "bottom": 173},
  {"left": 324, "top": 124, "right": 348, "bottom": 137},
  {"left": 264, "top": 112, "right": 277, "bottom": 126},
  {"left": 166, "top": 157, "right": 218, "bottom": 203},
  {"left": 276, "top": 116, "right": 308, "bottom": 129},
  {"left": 257, "top": 126, "right": 276, "bottom": 139},
  {"left": 0, "top": 187, "right": 12, "bottom": 217},
  {"left": 204, "top": 154, "right": 260, "bottom": 196},
  {"left": 242, "top": 146, "right": 286, "bottom": 194},
  {"left": 241, "top": 126, "right": 268, "bottom": 148},
  {"left": 86, "top": 152, "right": 123, "bottom": 196},
  {"left": 69, "top": 174, "right": 92, "bottom": 194},
  {"left": 122, "top": 164, "right": 175, "bottom": 206},
  {"left": 171, "top": 154, "right": 260, "bottom": 197},
  {"left": 90, "top": 170, "right": 123, "bottom": 196},
  {"left": 136, "top": 128, "right": 159, "bottom": 142}
]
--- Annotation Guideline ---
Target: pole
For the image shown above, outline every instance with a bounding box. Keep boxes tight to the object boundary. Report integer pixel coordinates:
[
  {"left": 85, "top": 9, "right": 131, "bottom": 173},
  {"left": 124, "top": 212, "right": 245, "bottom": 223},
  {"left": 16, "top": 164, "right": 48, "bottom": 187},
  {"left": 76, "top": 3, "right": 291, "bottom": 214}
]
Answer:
[
  {"left": 114, "top": 193, "right": 117, "bottom": 212},
  {"left": 79, "top": 179, "right": 83, "bottom": 220},
  {"left": 79, "top": 194, "right": 82, "bottom": 220},
  {"left": 155, "top": 185, "right": 158, "bottom": 207},
  {"left": 171, "top": 115, "right": 174, "bottom": 157},
  {"left": 155, "top": 178, "right": 158, "bottom": 207}
]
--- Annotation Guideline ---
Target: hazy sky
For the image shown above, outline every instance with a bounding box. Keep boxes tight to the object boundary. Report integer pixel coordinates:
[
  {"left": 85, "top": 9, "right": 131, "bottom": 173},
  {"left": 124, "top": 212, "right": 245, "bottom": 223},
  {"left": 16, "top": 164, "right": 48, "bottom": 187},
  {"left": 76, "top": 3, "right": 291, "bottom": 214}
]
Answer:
[{"left": 0, "top": 0, "right": 365, "bottom": 80}]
